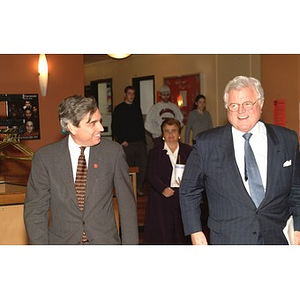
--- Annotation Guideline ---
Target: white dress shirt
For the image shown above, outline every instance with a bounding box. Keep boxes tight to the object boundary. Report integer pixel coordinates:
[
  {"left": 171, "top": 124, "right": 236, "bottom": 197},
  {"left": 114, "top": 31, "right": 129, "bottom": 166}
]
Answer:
[
  {"left": 232, "top": 121, "right": 267, "bottom": 194},
  {"left": 163, "top": 142, "right": 180, "bottom": 188},
  {"left": 68, "top": 135, "right": 90, "bottom": 182}
]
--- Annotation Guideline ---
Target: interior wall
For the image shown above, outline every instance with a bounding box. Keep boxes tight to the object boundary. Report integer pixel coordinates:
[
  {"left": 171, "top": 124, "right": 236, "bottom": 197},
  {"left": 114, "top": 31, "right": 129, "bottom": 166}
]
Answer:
[
  {"left": 216, "top": 54, "right": 261, "bottom": 125},
  {"left": 0, "top": 54, "right": 85, "bottom": 152},
  {"left": 261, "top": 54, "right": 299, "bottom": 135},
  {"left": 84, "top": 54, "right": 261, "bottom": 133}
]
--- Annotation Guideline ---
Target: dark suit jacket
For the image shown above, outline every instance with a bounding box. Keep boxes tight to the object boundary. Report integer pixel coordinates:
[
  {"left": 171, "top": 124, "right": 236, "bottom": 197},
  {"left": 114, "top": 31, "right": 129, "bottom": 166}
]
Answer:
[
  {"left": 179, "top": 123, "right": 300, "bottom": 245},
  {"left": 146, "top": 142, "right": 192, "bottom": 194},
  {"left": 24, "top": 136, "right": 139, "bottom": 245},
  {"left": 144, "top": 142, "right": 192, "bottom": 244}
]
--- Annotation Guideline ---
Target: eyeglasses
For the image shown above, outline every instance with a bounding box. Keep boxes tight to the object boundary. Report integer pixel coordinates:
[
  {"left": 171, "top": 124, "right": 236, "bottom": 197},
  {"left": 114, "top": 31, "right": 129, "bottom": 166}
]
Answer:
[{"left": 227, "top": 100, "right": 259, "bottom": 112}]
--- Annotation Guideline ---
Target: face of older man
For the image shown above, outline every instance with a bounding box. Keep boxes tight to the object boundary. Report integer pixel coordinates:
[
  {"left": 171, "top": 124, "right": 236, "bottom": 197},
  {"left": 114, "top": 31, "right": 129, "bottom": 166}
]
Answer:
[
  {"left": 69, "top": 108, "right": 104, "bottom": 147},
  {"left": 227, "top": 85, "right": 264, "bottom": 133}
]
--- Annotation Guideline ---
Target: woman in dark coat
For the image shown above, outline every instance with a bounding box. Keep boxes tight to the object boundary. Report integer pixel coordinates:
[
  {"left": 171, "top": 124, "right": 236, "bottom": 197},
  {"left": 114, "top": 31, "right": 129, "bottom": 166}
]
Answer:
[{"left": 144, "top": 118, "right": 192, "bottom": 244}]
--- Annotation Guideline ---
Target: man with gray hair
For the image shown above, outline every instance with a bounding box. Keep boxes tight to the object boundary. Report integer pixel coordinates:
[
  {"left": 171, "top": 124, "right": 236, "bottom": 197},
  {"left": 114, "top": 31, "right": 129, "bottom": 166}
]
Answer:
[
  {"left": 24, "top": 95, "right": 138, "bottom": 244},
  {"left": 180, "top": 75, "right": 300, "bottom": 245}
]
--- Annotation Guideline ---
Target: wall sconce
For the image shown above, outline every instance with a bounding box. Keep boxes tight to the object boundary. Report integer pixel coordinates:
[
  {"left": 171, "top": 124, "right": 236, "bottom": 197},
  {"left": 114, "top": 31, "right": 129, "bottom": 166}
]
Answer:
[
  {"left": 107, "top": 54, "right": 131, "bottom": 59},
  {"left": 38, "top": 54, "right": 48, "bottom": 96}
]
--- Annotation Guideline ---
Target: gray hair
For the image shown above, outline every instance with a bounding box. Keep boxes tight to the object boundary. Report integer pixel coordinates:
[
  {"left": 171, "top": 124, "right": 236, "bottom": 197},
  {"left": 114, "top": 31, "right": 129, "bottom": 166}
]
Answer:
[
  {"left": 223, "top": 76, "right": 264, "bottom": 109},
  {"left": 58, "top": 95, "right": 98, "bottom": 133}
]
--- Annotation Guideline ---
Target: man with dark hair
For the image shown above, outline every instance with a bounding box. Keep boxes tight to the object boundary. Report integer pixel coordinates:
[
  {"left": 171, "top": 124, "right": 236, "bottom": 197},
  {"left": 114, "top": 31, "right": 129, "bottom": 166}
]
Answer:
[
  {"left": 24, "top": 95, "right": 138, "bottom": 244},
  {"left": 112, "top": 86, "right": 147, "bottom": 196}
]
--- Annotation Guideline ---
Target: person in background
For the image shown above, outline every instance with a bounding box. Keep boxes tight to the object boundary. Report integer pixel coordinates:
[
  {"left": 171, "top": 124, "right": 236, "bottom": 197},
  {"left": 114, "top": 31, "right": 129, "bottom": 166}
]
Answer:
[
  {"left": 23, "top": 108, "right": 33, "bottom": 121},
  {"left": 145, "top": 85, "right": 183, "bottom": 147},
  {"left": 24, "top": 95, "right": 138, "bottom": 245},
  {"left": 22, "top": 120, "right": 38, "bottom": 138},
  {"left": 111, "top": 85, "right": 147, "bottom": 196},
  {"left": 31, "top": 105, "right": 40, "bottom": 132},
  {"left": 180, "top": 75, "right": 300, "bottom": 245},
  {"left": 23, "top": 100, "right": 32, "bottom": 111},
  {"left": 144, "top": 118, "right": 192, "bottom": 244},
  {"left": 8, "top": 103, "right": 20, "bottom": 119},
  {"left": 23, "top": 108, "right": 39, "bottom": 134},
  {"left": 185, "top": 94, "right": 213, "bottom": 144}
]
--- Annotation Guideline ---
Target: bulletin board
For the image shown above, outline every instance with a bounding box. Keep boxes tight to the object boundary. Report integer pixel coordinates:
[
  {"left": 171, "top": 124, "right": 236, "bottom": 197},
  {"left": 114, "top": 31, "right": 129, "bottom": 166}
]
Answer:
[
  {"left": 164, "top": 73, "right": 201, "bottom": 124},
  {"left": 273, "top": 99, "right": 286, "bottom": 127}
]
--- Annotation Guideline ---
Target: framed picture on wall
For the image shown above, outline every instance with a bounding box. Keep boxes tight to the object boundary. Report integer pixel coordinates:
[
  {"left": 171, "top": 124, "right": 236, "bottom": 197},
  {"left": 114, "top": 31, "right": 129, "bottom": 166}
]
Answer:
[
  {"left": 1, "top": 93, "right": 40, "bottom": 140},
  {"left": 164, "top": 73, "right": 201, "bottom": 124}
]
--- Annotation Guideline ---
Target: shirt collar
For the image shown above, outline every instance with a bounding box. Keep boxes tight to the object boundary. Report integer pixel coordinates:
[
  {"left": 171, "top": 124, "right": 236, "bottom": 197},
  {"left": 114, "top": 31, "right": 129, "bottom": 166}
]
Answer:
[
  {"left": 163, "top": 141, "right": 179, "bottom": 154},
  {"left": 68, "top": 135, "right": 90, "bottom": 154},
  {"left": 232, "top": 121, "right": 265, "bottom": 138}
]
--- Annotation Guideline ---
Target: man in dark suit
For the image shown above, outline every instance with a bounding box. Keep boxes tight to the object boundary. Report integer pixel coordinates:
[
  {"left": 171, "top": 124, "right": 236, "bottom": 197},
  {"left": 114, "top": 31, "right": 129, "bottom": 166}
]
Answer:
[
  {"left": 24, "top": 95, "right": 139, "bottom": 244},
  {"left": 180, "top": 76, "right": 300, "bottom": 245}
]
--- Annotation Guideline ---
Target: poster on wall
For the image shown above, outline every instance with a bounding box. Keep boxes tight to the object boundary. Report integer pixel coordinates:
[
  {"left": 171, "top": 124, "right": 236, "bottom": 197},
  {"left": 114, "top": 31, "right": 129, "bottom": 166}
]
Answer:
[
  {"left": 273, "top": 99, "right": 286, "bottom": 127},
  {"left": 164, "top": 73, "right": 201, "bottom": 124},
  {"left": 1, "top": 94, "right": 40, "bottom": 140}
]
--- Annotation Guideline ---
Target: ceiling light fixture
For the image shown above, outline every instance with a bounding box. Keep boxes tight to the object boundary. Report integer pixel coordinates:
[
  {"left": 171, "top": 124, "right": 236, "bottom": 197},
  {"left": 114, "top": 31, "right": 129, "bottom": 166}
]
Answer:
[{"left": 107, "top": 54, "right": 131, "bottom": 59}]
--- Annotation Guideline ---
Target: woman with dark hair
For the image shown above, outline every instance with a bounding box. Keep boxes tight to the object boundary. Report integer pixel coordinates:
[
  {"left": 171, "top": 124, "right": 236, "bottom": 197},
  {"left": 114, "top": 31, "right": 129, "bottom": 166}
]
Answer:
[
  {"left": 185, "top": 94, "right": 213, "bottom": 144},
  {"left": 144, "top": 118, "right": 192, "bottom": 244}
]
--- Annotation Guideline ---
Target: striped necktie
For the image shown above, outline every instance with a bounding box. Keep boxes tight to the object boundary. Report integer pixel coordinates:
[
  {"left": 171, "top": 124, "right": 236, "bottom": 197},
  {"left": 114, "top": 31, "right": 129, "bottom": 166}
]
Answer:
[
  {"left": 75, "top": 146, "right": 88, "bottom": 243},
  {"left": 243, "top": 133, "right": 265, "bottom": 207}
]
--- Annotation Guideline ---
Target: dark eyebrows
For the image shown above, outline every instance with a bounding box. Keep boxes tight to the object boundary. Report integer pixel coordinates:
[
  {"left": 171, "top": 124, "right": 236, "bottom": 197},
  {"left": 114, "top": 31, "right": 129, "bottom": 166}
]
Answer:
[{"left": 87, "top": 117, "right": 102, "bottom": 125}]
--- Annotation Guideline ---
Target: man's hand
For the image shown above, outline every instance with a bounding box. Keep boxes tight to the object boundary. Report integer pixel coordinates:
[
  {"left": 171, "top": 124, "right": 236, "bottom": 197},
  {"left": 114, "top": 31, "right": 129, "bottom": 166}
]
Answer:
[
  {"left": 293, "top": 230, "right": 300, "bottom": 245},
  {"left": 191, "top": 231, "right": 208, "bottom": 245}
]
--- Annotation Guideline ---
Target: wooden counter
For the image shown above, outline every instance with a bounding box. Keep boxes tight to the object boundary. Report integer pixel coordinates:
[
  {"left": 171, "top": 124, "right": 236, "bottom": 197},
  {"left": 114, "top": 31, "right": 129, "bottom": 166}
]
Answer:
[
  {"left": 0, "top": 167, "right": 138, "bottom": 245},
  {"left": 0, "top": 183, "right": 26, "bottom": 205},
  {"left": 0, "top": 183, "right": 28, "bottom": 245}
]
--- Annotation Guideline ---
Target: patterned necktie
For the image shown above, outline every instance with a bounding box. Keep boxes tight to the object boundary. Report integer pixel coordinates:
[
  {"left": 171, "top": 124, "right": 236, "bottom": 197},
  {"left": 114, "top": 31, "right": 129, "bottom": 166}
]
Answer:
[
  {"left": 243, "top": 133, "right": 265, "bottom": 207},
  {"left": 75, "top": 146, "right": 88, "bottom": 242}
]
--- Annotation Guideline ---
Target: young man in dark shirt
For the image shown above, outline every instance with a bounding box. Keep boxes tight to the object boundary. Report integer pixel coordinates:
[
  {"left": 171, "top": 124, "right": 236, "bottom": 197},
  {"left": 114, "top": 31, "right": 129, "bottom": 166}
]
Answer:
[{"left": 112, "top": 86, "right": 147, "bottom": 196}]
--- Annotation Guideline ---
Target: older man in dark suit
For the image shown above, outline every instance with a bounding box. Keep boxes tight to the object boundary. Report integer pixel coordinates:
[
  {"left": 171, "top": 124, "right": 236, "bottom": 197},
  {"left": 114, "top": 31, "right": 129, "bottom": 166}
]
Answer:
[
  {"left": 24, "top": 95, "right": 138, "bottom": 244},
  {"left": 180, "top": 76, "right": 300, "bottom": 245}
]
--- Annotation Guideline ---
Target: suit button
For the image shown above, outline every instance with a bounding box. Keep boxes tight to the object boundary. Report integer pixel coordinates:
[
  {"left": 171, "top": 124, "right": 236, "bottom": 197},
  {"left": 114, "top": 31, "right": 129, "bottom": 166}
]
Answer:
[
  {"left": 83, "top": 221, "right": 85, "bottom": 225},
  {"left": 252, "top": 231, "right": 257, "bottom": 235}
]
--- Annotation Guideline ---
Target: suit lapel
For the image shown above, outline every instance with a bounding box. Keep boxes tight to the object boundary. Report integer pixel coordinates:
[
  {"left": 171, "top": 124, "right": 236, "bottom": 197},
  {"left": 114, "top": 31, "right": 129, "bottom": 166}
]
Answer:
[
  {"left": 85, "top": 142, "right": 104, "bottom": 200},
  {"left": 219, "top": 125, "right": 256, "bottom": 209},
  {"left": 178, "top": 143, "right": 189, "bottom": 164},
  {"left": 56, "top": 137, "right": 79, "bottom": 209},
  {"left": 261, "top": 124, "right": 282, "bottom": 207}
]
